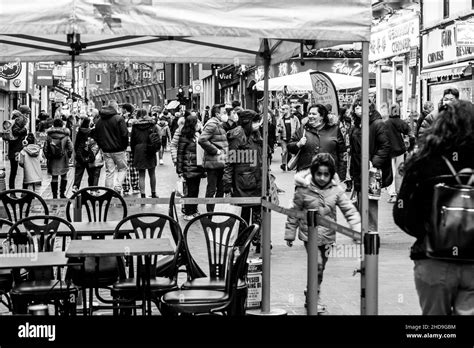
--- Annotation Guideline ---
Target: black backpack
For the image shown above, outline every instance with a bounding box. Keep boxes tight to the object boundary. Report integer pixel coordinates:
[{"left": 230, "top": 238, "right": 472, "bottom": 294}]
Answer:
[
  {"left": 148, "top": 129, "right": 161, "bottom": 153},
  {"left": 76, "top": 139, "right": 95, "bottom": 164},
  {"left": 47, "top": 137, "right": 66, "bottom": 159}
]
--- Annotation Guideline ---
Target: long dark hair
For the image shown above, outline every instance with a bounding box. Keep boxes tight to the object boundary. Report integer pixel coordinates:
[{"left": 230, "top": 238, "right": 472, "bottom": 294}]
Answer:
[
  {"left": 181, "top": 115, "right": 198, "bottom": 139},
  {"left": 404, "top": 100, "right": 474, "bottom": 174}
]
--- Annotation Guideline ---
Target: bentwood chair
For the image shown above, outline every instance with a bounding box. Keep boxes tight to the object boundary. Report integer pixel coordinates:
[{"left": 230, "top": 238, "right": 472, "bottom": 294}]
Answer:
[
  {"left": 7, "top": 215, "right": 78, "bottom": 315},
  {"left": 111, "top": 213, "right": 182, "bottom": 315},
  {"left": 158, "top": 224, "right": 258, "bottom": 316},
  {"left": 0, "top": 218, "right": 14, "bottom": 310},
  {"left": 0, "top": 189, "right": 49, "bottom": 222},
  {"left": 65, "top": 186, "right": 127, "bottom": 315}
]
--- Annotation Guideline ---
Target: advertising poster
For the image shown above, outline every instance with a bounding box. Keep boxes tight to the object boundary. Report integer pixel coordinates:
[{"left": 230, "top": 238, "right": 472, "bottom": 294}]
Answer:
[{"left": 309, "top": 71, "right": 340, "bottom": 117}]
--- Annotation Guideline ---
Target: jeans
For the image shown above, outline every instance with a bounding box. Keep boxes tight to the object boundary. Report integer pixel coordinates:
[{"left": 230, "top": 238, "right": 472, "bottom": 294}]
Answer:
[
  {"left": 103, "top": 151, "right": 128, "bottom": 191},
  {"left": 281, "top": 140, "right": 291, "bottom": 166},
  {"left": 138, "top": 168, "right": 156, "bottom": 195},
  {"left": 74, "top": 165, "right": 102, "bottom": 188},
  {"left": 9, "top": 158, "right": 18, "bottom": 190},
  {"left": 388, "top": 154, "right": 405, "bottom": 197},
  {"left": 414, "top": 259, "right": 474, "bottom": 315},
  {"left": 205, "top": 168, "right": 224, "bottom": 213},
  {"left": 183, "top": 176, "right": 201, "bottom": 215},
  {"left": 304, "top": 243, "right": 329, "bottom": 295}
]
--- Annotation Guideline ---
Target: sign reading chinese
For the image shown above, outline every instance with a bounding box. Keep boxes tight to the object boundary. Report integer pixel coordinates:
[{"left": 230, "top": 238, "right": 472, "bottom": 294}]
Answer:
[
  {"left": 309, "top": 71, "right": 339, "bottom": 117},
  {"left": 369, "top": 15, "right": 419, "bottom": 62},
  {"left": 456, "top": 22, "right": 474, "bottom": 47},
  {"left": 0, "top": 59, "right": 22, "bottom": 80},
  {"left": 422, "top": 22, "right": 474, "bottom": 68}
]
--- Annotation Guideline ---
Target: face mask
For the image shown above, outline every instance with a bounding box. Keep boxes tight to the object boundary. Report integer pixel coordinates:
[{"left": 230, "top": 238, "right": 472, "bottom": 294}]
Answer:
[{"left": 219, "top": 114, "right": 229, "bottom": 123}]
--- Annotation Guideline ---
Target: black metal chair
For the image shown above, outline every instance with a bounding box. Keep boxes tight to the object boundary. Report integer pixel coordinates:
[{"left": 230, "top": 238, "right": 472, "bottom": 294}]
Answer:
[
  {"left": 111, "top": 213, "right": 183, "bottom": 315},
  {"left": 0, "top": 218, "right": 14, "bottom": 311},
  {"left": 0, "top": 189, "right": 49, "bottom": 222},
  {"left": 7, "top": 215, "right": 78, "bottom": 315},
  {"left": 158, "top": 224, "right": 258, "bottom": 316},
  {"left": 65, "top": 186, "right": 127, "bottom": 315}
]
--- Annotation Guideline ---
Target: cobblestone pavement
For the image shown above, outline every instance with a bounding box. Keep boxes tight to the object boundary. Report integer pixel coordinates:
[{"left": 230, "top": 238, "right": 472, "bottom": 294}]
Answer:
[{"left": 0, "top": 146, "right": 421, "bottom": 315}]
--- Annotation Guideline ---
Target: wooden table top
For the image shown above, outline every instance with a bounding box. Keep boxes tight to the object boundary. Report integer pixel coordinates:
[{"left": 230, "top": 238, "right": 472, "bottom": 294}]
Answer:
[
  {"left": 0, "top": 251, "right": 73, "bottom": 269},
  {"left": 0, "top": 220, "right": 133, "bottom": 238},
  {"left": 65, "top": 238, "right": 174, "bottom": 258}
]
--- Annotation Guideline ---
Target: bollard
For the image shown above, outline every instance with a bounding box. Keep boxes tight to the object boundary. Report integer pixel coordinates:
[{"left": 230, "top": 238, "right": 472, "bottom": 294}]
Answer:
[
  {"left": 364, "top": 231, "right": 380, "bottom": 315},
  {"left": 28, "top": 304, "right": 49, "bottom": 315},
  {"left": 306, "top": 209, "right": 319, "bottom": 316}
]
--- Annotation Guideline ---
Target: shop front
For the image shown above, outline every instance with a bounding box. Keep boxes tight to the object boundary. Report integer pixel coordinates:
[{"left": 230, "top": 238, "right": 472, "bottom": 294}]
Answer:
[{"left": 421, "top": 20, "right": 474, "bottom": 104}]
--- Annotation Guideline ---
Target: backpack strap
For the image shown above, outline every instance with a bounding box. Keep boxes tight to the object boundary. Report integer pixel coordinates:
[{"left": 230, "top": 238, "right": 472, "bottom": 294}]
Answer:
[{"left": 441, "top": 155, "right": 474, "bottom": 186}]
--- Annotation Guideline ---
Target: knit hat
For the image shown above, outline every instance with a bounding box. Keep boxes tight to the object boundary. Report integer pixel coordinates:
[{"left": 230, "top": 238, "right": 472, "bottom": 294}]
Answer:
[{"left": 19, "top": 105, "right": 31, "bottom": 114}]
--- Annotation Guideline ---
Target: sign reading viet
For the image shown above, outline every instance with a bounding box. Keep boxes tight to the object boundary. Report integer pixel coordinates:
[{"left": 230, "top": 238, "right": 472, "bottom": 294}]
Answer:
[
  {"left": 309, "top": 71, "right": 339, "bottom": 117},
  {"left": 0, "top": 59, "right": 22, "bottom": 80},
  {"left": 369, "top": 15, "right": 419, "bottom": 62}
]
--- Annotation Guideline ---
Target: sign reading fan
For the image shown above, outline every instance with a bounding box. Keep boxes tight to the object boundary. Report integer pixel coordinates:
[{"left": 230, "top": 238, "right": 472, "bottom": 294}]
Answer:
[{"left": 309, "top": 71, "right": 340, "bottom": 117}]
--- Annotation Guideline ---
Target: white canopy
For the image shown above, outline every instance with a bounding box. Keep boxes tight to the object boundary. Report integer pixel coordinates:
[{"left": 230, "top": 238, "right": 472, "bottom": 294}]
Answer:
[
  {"left": 253, "top": 70, "right": 362, "bottom": 92},
  {"left": 0, "top": 0, "right": 372, "bottom": 64}
]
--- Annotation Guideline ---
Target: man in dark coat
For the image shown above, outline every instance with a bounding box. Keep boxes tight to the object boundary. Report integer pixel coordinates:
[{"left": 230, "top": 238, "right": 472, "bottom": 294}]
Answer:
[
  {"left": 94, "top": 100, "right": 129, "bottom": 193},
  {"left": 7, "top": 108, "right": 28, "bottom": 189}
]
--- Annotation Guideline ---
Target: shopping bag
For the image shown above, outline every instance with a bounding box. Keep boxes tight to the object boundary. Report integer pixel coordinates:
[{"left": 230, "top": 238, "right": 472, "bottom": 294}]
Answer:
[
  {"left": 176, "top": 178, "right": 187, "bottom": 197},
  {"left": 287, "top": 129, "right": 305, "bottom": 171}
]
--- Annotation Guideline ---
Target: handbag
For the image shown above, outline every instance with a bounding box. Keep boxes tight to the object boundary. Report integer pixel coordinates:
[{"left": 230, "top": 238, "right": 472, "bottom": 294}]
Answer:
[
  {"left": 287, "top": 129, "right": 305, "bottom": 171},
  {"left": 425, "top": 156, "right": 474, "bottom": 261},
  {"left": 176, "top": 178, "right": 187, "bottom": 197}
]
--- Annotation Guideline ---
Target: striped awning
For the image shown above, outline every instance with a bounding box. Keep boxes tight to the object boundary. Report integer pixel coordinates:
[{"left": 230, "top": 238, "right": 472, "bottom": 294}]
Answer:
[{"left": 420, "top": 62, "right": 472, "bottom": 80}]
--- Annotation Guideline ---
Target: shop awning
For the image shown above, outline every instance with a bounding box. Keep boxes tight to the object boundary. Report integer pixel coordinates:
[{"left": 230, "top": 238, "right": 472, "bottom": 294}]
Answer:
[{"left": 420, "top": 62, "right": 472, "bottom": 80}]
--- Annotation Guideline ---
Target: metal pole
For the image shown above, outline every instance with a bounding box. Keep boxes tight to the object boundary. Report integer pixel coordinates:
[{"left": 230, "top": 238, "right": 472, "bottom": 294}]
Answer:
[
  {"left": 261, "top": 39, "right": 271, "bottom": 313},
  {"left": 360, "top": 41, "right": 370, "bottom": 315},
  {"left": 364, "top": 232, "right": 380, "bottom": 315},
  {"left": 306, "top": 209, "right": 319, "bottom": 316},
  {"left": 392, "top": 60, "right": 396, "bottom": 106}
]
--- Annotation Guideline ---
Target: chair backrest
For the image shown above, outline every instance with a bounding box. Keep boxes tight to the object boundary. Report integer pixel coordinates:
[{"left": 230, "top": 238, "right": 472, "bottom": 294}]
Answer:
[
  {"left": 65, "top": 186, "right": 127, "bottom": 223},
  {"left": 183, "top": 212, "right": 248, "bottom": 280},
  {"left": 0, "top": 189, "right": 49, "bottom": 222},
  {"left": 6, "top": 215, "right": 76, "bottom": 281},
  {"left": 224, "top": 224, "right": 259, "bottom": 299},
  {"left": 113, "top": 213, "right": 182, "bottom": 279},
  {"left": 0, "top": 218, "right": 13, "bottom": 253}
]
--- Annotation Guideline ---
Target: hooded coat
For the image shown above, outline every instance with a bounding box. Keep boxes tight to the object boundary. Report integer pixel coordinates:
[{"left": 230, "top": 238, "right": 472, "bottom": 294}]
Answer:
[
  {"left": 285, "top": 171, "right": 361, "bottom": 245},
  {"left": 176, "top": 132, "right": 205, "bottom": 179},
  {"left": 94, "top": 106, "right": 129, "bottom": 153},
  {"left": 130, "top": 116, "right": 160, "bottom": 169},
  {"left": 198, "top": 117, "right": 229, "bottom": 170},
  {"left": 19, "top": 144, "right": 43, "bottom": 184},
  {"left": 223, "top": 126, "right": 263, "bottom": 199},
  {"left": 8, "top": 116, "right": 28, "bottom": 159},
  {"left": 44, "top": 127, "right": 73, "bottom": 176}
]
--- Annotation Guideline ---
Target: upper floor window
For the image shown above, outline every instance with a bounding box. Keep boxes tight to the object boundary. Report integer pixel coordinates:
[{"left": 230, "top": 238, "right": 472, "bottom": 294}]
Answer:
[
  {"left": 96, "top": 74, "right": 102, "bottom": 83},
  {"left": 443, "top": 0, "right": 449, "bottom": 19}
]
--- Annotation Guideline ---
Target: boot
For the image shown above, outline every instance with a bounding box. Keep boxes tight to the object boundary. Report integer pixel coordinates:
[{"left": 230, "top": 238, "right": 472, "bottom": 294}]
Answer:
[
  {"left": 60, "top": 180, "right": 68, "bottom": 199},
  {"left": 151, "top": 192, "right": 157, "bottom": 198},
  {"left": 51, "top": 181, "right": 58, "bottom": 199},
  {"left": 141, "top": 193, "right": 146, "bottom": 198}
]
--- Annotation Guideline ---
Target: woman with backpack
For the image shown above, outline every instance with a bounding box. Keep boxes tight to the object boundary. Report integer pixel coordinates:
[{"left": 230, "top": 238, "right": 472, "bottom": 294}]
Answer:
[
  {"left": 393, "top": 100, "right": 474, "bottom": 315},
  {"left": 72, "top": 117, "right": 103, "bottom": 191},
  {"left": 130, "top": 108, "right": 160, "bottom": 198},
  {"left": 44, "top": 118, "right": 73, "bottom": 198}
]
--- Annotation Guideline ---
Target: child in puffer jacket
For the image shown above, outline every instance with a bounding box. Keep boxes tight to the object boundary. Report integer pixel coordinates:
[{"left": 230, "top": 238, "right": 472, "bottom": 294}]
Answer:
[
  {"left": 18, "top": 133, "right": 43, "bottom": 192},
  {"left": 285, "top": 153, "right": 361, "bottom": 313}
]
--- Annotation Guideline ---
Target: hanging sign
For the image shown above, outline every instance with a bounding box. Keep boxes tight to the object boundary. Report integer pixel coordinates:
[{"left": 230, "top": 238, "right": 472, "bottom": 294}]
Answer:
[
  {"left": 456, "top": 22, "right": 474, "bottom": 47},
  {"left": 309, "top": 71, "right": 340, "bottom": 117},
  {"left": 0, "top": 59, "right": 22, "bottom": 80}
]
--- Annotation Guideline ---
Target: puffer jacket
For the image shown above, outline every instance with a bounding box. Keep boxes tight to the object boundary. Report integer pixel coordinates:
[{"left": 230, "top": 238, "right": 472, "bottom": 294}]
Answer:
[
  {"left": 418, "top": 110, "right": 438, "bottom": 139},
  {"left": 8, "top": 116, "right": 28, "bottom": 159},
  {"left": 94, "top": 106, "right": 129, "bottom": 153},
  {"left": 44, "top": 127, "right": 73, "bottom": 176},
  {"left": 198, "top": 117, "right": 228, "bottom": 169},
  {"left": 277, "top": 115, "right": 300, "bottom": 141},
  {"left": 385, "top": 115, "right": 414, "bottom": 157},
  {"left": 176, "top": 133, "right": 205, "bottom": 179},
  {"left": 74, "top": 126, "right": 91, "bottom": 166},
  {"left": 170, "top": 127, "right": 181, "bottom": 165},
  {"left": 19, "top": 144, "right": 43, "bottom": 184},
  {"left": 285, "top": 172, "right": 361, "bottom": 245},
  {"left": 130, "top": 116, "right": 159, "bottom": 169},
  {"left": 287, "top": 122, "right": 347, "bottom": 178},
  {"left": 223, "top": 126, "right": 263, "bottom": 200}
]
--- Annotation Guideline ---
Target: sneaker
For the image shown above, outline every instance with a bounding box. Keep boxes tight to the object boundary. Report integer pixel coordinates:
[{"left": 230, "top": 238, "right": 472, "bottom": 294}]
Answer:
[
  {"left": 159, "top": 159, "right": 164, "bottom": 165},
  {"left": 280, "top": 164, "right": 286, "bottom": 171},
  {"left": 183, "top": 214, "right": 195, "bottom": 221},
  {"left": 123, "top": 190, "right": 130, "bottom": 196},
  {"left": 132, "top": 188, "right": 141, "bottom": 194},
  {"left": 72, "top": 185, "right": 79, "bottom": 193}
]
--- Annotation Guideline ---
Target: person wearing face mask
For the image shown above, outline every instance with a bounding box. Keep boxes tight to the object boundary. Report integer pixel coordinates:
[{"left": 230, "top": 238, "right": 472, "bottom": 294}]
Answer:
[
  {"left": 277, "top": 104, "right": 300, "bottom": 171},
  {"left": 198, "top": 103, "right": 229, "bottom": 213},
  {"left": 223, "top": 106, "right": 241, "bottom": 132},
  {"left": 156, "top": 116, "right": 172, "bottom": 165},
  {"left": 287, "top": 104, "right": 346, "bottom": 181},
  {"left": 418, "top": 88, "right": 459, "bottom": 139},
  {"left": 223, "top": 109, "right": 265, "bottom": 252}
]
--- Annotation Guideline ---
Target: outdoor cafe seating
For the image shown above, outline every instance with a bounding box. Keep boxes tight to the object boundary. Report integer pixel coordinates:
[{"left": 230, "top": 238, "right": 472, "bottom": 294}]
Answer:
[{"left": 0, "top": 189, "right": 49, "bottom": 222}]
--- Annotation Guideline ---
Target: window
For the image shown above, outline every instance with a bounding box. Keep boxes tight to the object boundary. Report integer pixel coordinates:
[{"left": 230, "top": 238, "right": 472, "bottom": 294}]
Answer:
[
  {"left": 143, "top": 71, "right": 151, "bottom": 79},
  {"left": 443, "top": 0, "right": 449, "bottom": 19},
  {"left": 159, "top": 71, "right": 165, "bottom": 82},
  {"left": 96, "top": 74, "right": 101, "bottom": 83}
]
